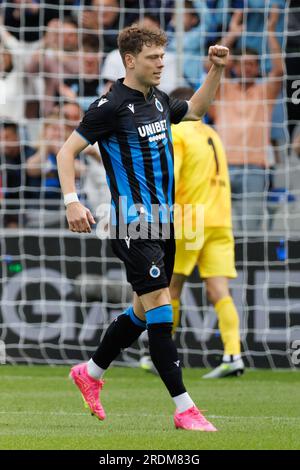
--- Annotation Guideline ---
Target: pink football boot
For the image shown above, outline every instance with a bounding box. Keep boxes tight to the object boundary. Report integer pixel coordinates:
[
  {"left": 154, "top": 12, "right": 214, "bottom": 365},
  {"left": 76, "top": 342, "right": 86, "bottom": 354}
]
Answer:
[
  {"left": 174, "top": 406, "right": 217, "bottom": 431},
  {"left": 69, "top": 363, "right": 106, "bottom": 420}
]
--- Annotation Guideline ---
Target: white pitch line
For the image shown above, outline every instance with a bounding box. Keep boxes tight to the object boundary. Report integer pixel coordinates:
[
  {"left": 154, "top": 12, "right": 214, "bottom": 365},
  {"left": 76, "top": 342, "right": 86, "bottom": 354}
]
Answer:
[
  {"left": 208, "top": 415, "right": 300, "bottom": 421},
  {"left": 0, "top": 375, "right": 67, "bottom": 380},
  {"left": 0, "top": 411, "right": 87, "bottom": 416},
  {"left": 0, "top": 411, "right": 299, "bottom": 421}
]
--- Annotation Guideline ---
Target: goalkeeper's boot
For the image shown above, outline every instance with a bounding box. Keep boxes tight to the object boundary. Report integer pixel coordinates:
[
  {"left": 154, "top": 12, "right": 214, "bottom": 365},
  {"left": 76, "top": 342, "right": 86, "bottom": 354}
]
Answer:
[
  {"left": 69, "top": 363, "right": 106, "bottom": 420},
  {"left": 202, "top": 358, "right": 245, "bottom": 379},
  {"left": 174, "top": 406, "right": 218, "bottom": 432},
  {"left": 139, "top": 355, "right": 158, "bottom": 375}
]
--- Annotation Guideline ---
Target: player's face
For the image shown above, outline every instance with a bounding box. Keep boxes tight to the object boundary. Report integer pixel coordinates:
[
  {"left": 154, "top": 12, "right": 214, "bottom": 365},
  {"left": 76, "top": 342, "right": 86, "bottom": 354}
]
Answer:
[{"left": 132, "top": 44, "right": 165, "bottom": 88}]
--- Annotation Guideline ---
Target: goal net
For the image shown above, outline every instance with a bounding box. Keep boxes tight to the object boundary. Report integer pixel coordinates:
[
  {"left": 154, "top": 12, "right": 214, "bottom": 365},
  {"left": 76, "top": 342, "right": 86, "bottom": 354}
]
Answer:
[{"left": 1, "top": 0, "right": 300, "bottom": 368}]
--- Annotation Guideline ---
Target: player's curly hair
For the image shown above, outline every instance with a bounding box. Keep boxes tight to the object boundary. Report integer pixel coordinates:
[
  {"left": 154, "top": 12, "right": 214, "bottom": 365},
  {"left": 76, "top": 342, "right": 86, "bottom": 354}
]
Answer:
[{"left": 118, "top": 26, "right": 167, "bottom": 66}]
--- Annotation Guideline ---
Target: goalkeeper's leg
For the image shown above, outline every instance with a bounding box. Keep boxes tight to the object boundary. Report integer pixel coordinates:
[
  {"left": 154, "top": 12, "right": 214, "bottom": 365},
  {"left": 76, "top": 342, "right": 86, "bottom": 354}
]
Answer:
[
  {"left": 202, "top": 276, "right": 244, "bottom": 379},
  {"left": 169, "top": 273, "right": 187, "bottom": 336}
]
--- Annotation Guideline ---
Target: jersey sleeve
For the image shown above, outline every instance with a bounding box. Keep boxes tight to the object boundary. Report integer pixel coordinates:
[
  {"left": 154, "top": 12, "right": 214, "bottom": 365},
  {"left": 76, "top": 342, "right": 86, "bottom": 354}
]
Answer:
[
  {"left": 76, "top": 97, "right": 116, "bottom": 145},
  {"left": 169, "top": 97, "right": 189, "bottom": 124}
]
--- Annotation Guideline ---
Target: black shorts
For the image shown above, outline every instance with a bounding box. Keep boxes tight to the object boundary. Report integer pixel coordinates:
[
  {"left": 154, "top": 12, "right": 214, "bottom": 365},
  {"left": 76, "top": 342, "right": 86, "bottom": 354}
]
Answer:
[{"left": 110, "top": 236, "right": 176, "bottom": 296}]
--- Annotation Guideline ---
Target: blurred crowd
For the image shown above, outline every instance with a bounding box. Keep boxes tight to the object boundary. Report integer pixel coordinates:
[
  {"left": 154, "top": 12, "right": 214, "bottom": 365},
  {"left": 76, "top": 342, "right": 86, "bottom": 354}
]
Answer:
[{"left": 0, "top": 0, "right": 300, "bottom": 231}]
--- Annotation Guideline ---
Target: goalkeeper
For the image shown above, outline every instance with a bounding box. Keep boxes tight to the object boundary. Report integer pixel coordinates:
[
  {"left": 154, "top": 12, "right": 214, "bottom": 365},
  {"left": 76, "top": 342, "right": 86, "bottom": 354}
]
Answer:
[{"left": 142, "top": 86, "right": 244, "bottom": 378}]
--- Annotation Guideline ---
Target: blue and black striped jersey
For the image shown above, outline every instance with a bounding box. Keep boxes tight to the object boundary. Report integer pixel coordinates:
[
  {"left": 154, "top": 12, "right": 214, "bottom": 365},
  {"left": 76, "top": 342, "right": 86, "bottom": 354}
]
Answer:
[{"left": 76, "top": 78, "right": 188, "bottom": 228}]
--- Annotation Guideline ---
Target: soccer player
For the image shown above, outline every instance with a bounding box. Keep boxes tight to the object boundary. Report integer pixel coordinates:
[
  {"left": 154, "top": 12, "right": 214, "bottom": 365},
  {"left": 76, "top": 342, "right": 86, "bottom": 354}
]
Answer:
[
  {"left": 141, "top": 87, "right": 244, "bottom": 378},
  {"left": 57, "top": 25, "right": 229, "bottom": 431}
]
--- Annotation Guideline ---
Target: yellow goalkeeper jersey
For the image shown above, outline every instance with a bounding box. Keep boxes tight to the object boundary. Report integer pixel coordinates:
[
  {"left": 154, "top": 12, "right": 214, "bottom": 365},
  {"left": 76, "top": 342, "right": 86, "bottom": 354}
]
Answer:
[{"left": 172, "top": 120, "right": 232, "bottom": 228}]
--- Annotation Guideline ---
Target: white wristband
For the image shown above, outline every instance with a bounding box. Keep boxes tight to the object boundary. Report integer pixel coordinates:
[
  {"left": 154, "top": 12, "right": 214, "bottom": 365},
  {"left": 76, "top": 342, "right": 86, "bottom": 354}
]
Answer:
[{"left": 64, "top": 192, "right": 79, "bottom": 207}]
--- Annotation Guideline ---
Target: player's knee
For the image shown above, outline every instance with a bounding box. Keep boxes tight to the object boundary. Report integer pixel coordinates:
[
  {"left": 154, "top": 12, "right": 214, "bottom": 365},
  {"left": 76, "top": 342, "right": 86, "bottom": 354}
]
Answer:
[
  {"left": 206, "top": 279, "right": 229, "bottom": 305},
  {"left": 169, "top": 274, "right": 185, "bottom": 300},
  {"left": 207, "top": 289, "right": 220, "bottom": 305},
  {"left": 169, "top": 284, "right": 181, "bottom": 301},
  {"left": 141, "top": 288, "right": 171, "bottom": 310}
]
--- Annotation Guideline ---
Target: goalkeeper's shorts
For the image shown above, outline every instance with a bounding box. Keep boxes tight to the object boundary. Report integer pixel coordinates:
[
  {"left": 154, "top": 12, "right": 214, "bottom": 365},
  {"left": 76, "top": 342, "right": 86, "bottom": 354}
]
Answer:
[
  {"left": 174, "top": 227, "right": 237, "bottom": 279},
  {"left": 110, "top": 234, "right": 175, "bottom": 296}
]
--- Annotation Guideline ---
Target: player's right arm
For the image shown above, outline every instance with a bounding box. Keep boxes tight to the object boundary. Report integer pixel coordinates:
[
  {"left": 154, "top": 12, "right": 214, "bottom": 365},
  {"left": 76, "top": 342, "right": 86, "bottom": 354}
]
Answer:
[
  {"left": 183, "top": 45, "right": 229, "bottom": 121},
  {"left": 57, "top": 95, "right": 116, "bottom": 233},
  {"left": 57, "top": 131, "right": 95, "bottom": 233}
]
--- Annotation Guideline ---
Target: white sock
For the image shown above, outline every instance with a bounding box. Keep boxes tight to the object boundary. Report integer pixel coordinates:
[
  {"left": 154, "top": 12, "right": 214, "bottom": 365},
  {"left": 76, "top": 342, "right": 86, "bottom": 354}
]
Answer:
[
  {"left": 223, "top": 354, "right": 241, "bottom": 362},
  {"left": 87, "top": 358, "right": 105, "bottom": 380},
  {"left": 233, "top": 354, "right": 241, "bottom": 361},
  {"left": 173, "top": 392, "right": 195, "bottom": 413},
  {"left": 223, "top": 354, "right": 231, "bottom": 362}
]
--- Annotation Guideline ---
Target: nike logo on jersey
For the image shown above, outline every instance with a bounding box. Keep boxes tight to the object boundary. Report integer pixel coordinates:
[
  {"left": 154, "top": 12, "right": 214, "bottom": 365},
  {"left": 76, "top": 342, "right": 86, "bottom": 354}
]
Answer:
[
  {"left": 174, "top": 360, "right": 180, "bottom": 367},
  {"left": 127, "top": 104, "right": 135, "bottom": 113},
  {"left": 98, "top": 98, "right": 108, "bottom": 107},
  {"left": 125, "top": 236, "right": 131, "bottom": 249}
]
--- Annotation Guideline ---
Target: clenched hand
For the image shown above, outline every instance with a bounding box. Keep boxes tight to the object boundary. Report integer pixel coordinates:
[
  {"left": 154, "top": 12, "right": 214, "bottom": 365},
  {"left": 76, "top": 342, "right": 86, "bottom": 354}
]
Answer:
[
  {"left": 209, "top": 45, "right": 230, "bottom": 67},
  {"left": 66, "top": 202, "right": 96, "bottom": 233}
]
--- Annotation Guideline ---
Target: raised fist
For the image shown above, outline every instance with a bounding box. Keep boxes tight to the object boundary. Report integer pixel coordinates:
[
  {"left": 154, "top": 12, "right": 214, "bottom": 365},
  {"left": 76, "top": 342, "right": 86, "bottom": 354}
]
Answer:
[{"left": 208, "top": 45, "right": 230, "bottom": 67}]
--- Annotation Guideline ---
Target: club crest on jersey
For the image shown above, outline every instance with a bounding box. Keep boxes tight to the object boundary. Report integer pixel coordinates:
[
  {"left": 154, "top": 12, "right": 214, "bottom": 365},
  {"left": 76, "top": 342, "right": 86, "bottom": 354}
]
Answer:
[
  {"left": 155, "top": 98, "right": 163, "bottom": 112},
  {"left": 149, "top": 265, "right": 160, "bottom": 278}
]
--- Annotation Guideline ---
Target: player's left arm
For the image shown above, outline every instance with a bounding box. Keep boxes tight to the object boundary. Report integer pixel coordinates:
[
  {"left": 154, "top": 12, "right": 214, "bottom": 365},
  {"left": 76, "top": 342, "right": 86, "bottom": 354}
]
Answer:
[{"left": 183, "top": 45, "right": 229, "bottom": 121}]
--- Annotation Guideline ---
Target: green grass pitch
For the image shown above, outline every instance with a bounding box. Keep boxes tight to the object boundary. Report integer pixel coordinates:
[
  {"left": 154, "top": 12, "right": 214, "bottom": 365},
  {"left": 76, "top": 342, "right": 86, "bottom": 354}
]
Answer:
[{"left": 0, "top": 365, "right": 299, "bottom": 450}]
